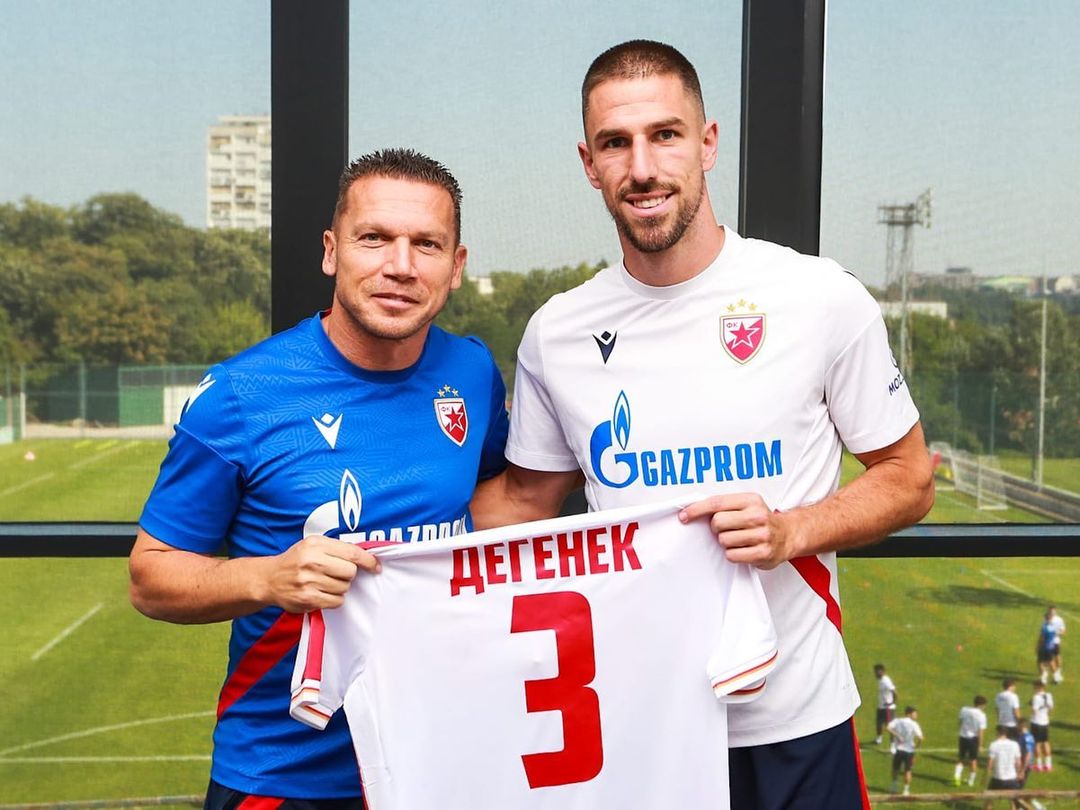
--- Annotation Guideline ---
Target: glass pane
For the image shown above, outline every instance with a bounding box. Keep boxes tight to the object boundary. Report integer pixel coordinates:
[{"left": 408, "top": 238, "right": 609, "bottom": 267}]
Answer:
[
  {"left": 0, "top": 1, "right": 271, "bottom": 523},
  {"left": 843, "top": 556, "right": 1078, "bottom": 801},
  {"left": 822, "top": 2, "right": 1080, "bottom": 525},
  {"left": 349, "top": 0, "right": 743, "bottom": 385}
]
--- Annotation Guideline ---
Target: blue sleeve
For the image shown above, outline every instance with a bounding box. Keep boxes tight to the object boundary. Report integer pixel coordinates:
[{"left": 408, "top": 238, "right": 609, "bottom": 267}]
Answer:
[
  {"left": 470, "top": 338, "right": 509, "bottom": 481},
  {"left": 138, "top": 366, "right": 247, "bottom": 552}
]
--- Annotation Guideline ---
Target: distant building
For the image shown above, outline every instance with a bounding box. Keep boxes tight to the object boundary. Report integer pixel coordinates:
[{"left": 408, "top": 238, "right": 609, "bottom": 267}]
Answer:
[
  {"left": 911, "top": 267, "right": 975, "bottom": 291},
  {"left": 878, "top": 301, "right": 948, "bottom": 320},
  {"left": 980, "top": 276, "right": 1039, "bottom": 296},
  {"left": 207, "top": 115, "right": 271, "bottom": 231},
  {"left": 468, "top": 275, "right": 495, "bottom": 296}
]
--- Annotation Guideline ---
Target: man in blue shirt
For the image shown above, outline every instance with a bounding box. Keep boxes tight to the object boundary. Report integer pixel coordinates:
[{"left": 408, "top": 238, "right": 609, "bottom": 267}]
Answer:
[{"left": 130, "top": 149, "right": 508, "bottom": 808}]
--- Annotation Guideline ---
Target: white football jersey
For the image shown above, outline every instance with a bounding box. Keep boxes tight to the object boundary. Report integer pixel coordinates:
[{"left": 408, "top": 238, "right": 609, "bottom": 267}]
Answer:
[
  {"left": 877, "top": 674, "right": 897, "bottom": 709},
  {"left": 958, "top": 706, "right": 987, "bottom": 738},
  {"left": 506, "top": 227, "right": 919, "bottom": 746},
  {"left": 886, "top": 716, "right": 922, "bottom": 752},
  {"left": 291, "top": 500, "right": 777, "bottom": 810},
  {"left": 988, "top": 738, "right": 1022, "bottom": 780},
  {"left": 1031, "top": 692, "right": 1053, "bottom": 726},
  {"left": 996, "top": 690, "right": 1020, "bottom": 726}
]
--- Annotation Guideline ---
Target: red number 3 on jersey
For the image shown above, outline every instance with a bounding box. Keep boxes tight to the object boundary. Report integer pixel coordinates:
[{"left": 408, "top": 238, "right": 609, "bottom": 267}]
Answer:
[{"left": 510, "top": 591, "right": 604, "bottom": 789}]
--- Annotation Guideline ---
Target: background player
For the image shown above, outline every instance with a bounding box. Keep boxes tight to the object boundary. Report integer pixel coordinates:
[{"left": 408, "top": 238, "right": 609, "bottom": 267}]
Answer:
[
  {"left": 1037, "top": 610, "right": 1060, "bottom": 685},
  {"left": 955, "top": 694, "right": 988, "bottom": 786},
  {"left": 129, "top": 149, "right": 509, "bottom": 807},
  {"left": 985, "top": 725, "right": 1026, "bottom": 810},
  {"left": 875, "top": 663, "right": 898, "bottom": 745},
  {"left": 471, "top": 39, "right": 934, "bottom": 809},
  {"left": 1029, "top": 679, "right": 1054, "bottom": 771},
  {"left": 1047, "top": 605, "right": 1066, "bottom": 682},
  {"left": 996, "top": 678, "right": 1022, "bottom": 741},
  {"left": 887, "top": 706, "right": 923, "bottom": 796}
]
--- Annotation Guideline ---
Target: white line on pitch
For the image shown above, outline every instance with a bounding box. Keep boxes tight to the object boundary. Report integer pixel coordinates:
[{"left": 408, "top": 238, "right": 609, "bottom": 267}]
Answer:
[
  {"left": 0, "top": 754, "right": 211, "bottom": 764},
  {"left": 0, "top": 472, "right": 57, "bottom": 498},
  {"left": 0, "top": 710, "right": 216, "bottom": 757},
  {"left": 937, "top": 491, "right": 1007, "bottom": 522},
  {"left": 69, "top": 443, "right": 130, "bottom": 470},
  {"left": 31, "top": 603, "right": 104, "bottom": 662}
]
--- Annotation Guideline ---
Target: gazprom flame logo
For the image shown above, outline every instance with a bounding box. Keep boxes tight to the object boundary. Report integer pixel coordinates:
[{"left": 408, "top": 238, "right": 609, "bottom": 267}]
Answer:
[
  {"left": 339, "top": 470, "right": 362, "bottom": 532},
  {"left": 589, "top": 390, "right": 639, "bottom": 488},
  {"left": 613, "top": 391, "right": 631, "bottom": 450},
  {"left": 302, "top": 469, "right": 363, "bottom": 538}
]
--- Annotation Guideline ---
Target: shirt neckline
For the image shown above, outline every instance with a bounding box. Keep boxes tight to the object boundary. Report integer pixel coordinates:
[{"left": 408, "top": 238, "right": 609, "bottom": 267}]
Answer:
[{"left": 616, "top": 225, "right": 744, "bottom": 301}]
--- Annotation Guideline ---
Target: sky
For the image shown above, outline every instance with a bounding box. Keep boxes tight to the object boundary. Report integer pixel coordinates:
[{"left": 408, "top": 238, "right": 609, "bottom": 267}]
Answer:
[{"left": 2, "top": 0, "right": 1078, "bottom": 287}]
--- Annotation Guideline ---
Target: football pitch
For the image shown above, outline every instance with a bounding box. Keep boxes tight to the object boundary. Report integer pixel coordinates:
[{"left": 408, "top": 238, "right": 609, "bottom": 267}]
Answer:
[{"left": 0, "top": 439, "right": 1077, "bottom": 805}]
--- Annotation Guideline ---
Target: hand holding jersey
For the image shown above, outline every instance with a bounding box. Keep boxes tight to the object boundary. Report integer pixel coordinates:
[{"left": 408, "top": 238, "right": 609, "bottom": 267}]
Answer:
[{"left": 263, "top": 535, "right": 381, "bottom": 613}]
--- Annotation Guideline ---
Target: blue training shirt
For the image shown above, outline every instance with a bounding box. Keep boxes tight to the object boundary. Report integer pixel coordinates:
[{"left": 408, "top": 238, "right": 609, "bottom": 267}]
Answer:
[{"left": 140, "top": 313, "right": 509, "bottom": 797}]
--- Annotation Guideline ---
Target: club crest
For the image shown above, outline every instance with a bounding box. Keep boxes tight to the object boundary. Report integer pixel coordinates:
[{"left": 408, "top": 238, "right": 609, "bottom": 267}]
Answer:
[
  {"left": 720, "top": 306, "right": 765, "bottom": 364},
  {"left": 434, "top": 385, "right": 468, "bottom": 447}
]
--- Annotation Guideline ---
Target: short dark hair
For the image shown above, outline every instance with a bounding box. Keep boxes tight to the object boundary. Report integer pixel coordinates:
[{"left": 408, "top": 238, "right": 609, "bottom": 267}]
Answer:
[
  {"left": 905, "top": 705, "right": 917, "bottom": 715},
  {"left": 974, "top": 695, "right": 987, "bottom": 706},
  {"left": 874, "top": 663, "right": 886, "bottom": 672},
  {"left": 1003, "top": 678, "right": 1015, "bottom": 688},
  {"left": 581, "top": 40, "right": 705, "bottom": 126},
  {"left": 333, "top": 148, "right": 462, "bottom": 243}
]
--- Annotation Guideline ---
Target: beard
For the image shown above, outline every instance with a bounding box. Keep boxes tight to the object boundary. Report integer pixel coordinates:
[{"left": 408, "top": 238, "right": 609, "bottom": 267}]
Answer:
[{"left": 608, "top": 178, "right": 705, "bottom": 254}]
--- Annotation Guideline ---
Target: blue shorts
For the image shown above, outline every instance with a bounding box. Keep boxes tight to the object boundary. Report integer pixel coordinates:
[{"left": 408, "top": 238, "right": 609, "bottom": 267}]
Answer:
[
  {"left": 203, "top": 780, "right": 364, "bottom": 810},
  {"left": 729, "top": 718, "right": 870, "bottom": 809}
]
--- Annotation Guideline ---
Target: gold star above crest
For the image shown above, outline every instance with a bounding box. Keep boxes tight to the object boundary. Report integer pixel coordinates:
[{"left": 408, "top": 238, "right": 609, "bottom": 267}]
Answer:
[
  {"left": 727, "top": 303, "right": 736, "bottom": 313},
  {"left": 737, "top": 298, "right": 747, "bottom": 308}
]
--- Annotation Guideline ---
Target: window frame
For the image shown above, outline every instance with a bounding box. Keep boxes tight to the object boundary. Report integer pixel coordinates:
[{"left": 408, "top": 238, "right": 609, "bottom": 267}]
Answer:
[{"left": 2, "top": 0, "right": 1076, "bottom": 556}]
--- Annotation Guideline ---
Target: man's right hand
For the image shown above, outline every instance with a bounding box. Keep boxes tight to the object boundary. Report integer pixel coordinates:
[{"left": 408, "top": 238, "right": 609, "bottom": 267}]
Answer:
[{"left": 265, "top": 536, "right": 381, "bottom": 613}]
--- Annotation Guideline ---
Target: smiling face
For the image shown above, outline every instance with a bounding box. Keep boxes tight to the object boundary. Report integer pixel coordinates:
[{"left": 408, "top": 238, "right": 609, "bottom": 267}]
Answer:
[
  {"left": 322, "top": 174, "right": 466, "bottom": 369},
  {"left": 578, "top": 72, "right": 719, "bottom": 258}
]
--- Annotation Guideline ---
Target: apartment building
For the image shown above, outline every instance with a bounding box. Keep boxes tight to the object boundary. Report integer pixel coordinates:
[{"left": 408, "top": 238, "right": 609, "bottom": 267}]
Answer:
[{"left": 207, "top": 115, "right": 271, "bottom": 231}]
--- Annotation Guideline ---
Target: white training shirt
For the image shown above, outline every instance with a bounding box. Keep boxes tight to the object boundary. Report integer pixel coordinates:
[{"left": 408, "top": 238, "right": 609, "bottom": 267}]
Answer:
[
  {"left": 506, "top": 226, "right": 919, "bottom": 747},
  {"left": 988, "top": 737, "right": 1023, "bottom": 780},
  {"left": 291, "top": 500, "right": 778, "bottom": 810},
  {"left": 877, "top": 674, "right": 897, "bottom": 710},
  {"left": 958, "top": 706, "right": 988, "bottom": 739},
  {"left": 1050, "top": 614, "right": 1065, "bottom": 638},
  {"left": 1031, "top": 691, "right": 1054, "bottom": 726},
  {"left": 996, "top": 690, "right": 1020, "bottom": 727},
  {"left": 886, "top": 716, "right": 923, "bottom": 753}
]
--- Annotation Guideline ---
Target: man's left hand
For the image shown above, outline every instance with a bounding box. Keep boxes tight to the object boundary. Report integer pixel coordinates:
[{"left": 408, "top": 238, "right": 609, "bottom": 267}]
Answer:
[{"left": 679, "top": 493, "right": 797, "bottom": 570}]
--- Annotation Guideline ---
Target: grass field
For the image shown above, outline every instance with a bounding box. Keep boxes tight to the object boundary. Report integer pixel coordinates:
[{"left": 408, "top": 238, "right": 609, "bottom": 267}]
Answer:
[{"left": 1, "top": 439, "right": 1077, "bottom": 805}]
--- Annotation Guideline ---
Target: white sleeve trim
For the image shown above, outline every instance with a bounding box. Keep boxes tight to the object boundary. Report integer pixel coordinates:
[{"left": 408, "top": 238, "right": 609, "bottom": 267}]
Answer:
[
  {"left": 290, "top": 678, "right": 336, "bottom": 730},
  {"left": 711, "top": 649, "right": 778, "bottom": 703}
]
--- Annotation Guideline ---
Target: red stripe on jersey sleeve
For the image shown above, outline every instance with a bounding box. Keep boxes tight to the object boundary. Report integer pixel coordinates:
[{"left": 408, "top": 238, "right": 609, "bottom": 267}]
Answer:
[
  {"left": 849, "top": 717, "right": 873, "bottom": 809},
  {"left": 788, "top": 554, "right": 842, "bottom": 633},
  {"left": 236, "top": 796, "right": 284, "bottom": 810},
  {"left": 302, "top": 610, "right": 326, "bottom": 682},
  {"left": 217, "top": 611, "right": 303, "bottom": 720}
]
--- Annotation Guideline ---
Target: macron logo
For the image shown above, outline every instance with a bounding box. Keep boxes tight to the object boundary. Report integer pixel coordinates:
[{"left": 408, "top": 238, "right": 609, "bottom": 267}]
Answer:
[
  {"left": 313, "top": 412, "right": 343, "bottom": 449},
  {"left": 593, "top": 330, "right": 617, "bottom": 364},
  {"left": 182, "top": 374, "right": 215, "bottom": 417}
]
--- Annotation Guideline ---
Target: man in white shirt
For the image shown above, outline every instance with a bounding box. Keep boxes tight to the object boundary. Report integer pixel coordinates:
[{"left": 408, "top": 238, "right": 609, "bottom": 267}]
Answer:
[
  {"left": 1030, "top": 680, "right": 1054, "bottom": 771},
  {"left": 996, "top": 679, "right": 1022, "bottom": 741},
  {"left": 874, "top": 663, "right": 898, "bottom": 745},
  {"left": 471, "top": 38, "right": 934, "bottom": 810},
  {"left": 954, "top": 695, "right": 988, "bottom": 786},
  {"left": 887, "top": 706, "right": 923, "bottom": 796},
  {"left": 985, "top": 726, "right": 1024, "bottom": 810}
]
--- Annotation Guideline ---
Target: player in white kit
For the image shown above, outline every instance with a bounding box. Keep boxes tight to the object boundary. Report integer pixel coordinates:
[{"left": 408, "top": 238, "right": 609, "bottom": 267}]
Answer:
[{"left": 471, "top": 40, "right": 934, "bottom": 809}]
